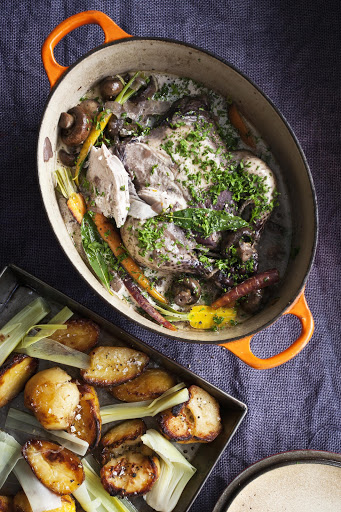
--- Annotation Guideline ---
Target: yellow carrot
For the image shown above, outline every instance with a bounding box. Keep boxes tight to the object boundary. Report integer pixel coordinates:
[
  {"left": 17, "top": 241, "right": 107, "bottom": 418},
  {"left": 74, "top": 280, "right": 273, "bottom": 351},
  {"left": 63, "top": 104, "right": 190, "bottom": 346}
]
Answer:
[
  {"left": 74, "top": 111, "right": 112, "bottom": 186},
  {"left": 73, "top": 71, "right": 142, "bottom": 186}
]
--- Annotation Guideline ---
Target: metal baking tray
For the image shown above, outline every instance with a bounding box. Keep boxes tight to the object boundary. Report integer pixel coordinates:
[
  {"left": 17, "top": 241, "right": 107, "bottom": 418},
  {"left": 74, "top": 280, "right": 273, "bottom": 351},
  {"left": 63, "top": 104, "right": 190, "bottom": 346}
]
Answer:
[{"left": 0, "top": 264, "right": 247, "bottom": 512}]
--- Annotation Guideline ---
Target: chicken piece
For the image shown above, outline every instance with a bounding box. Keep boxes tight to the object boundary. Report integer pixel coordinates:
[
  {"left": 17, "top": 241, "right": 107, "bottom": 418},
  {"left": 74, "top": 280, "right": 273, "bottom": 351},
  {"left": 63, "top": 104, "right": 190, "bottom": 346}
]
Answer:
[
  {"left": 119, "top": 96, "right": 227, "bottom": 215},
  {"left": 121, "top": 216, "right": 213, "bottom": 276},
  {"left": 87, "top": 144, "right": 130, "bottom": 227}
]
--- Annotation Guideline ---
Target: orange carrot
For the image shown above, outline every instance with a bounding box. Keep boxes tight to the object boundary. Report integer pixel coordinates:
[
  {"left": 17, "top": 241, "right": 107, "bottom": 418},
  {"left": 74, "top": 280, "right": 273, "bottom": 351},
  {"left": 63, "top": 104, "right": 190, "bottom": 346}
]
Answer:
[
  {"left": 93, "top": 212, "right": 168, "bottom": 305},
  {"left": 228, "top": 103, "right": 256, "bottom": 149}
]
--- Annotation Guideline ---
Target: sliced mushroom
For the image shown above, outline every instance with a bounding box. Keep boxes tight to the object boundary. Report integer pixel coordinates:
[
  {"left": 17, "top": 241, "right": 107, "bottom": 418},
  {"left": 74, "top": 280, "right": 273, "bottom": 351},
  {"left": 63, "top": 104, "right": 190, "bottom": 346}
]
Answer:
[
  {"left": 58, "top": 149, "right": 78, "bottom": 167},
  {"left": 60, "top": 106, "right": 91, "bottom": 146},
  {"left": 221, "top": 227, "right": 257, "bottom": 257},
  {"left": 105, "top": 115, "right": 124, "bottom": 139},
  {"left": 131, "top": 75, "right": 158, "bottom": 103},
  {"left": 240, "top": 289, "right": 264, "bottom": 314},
  {"left": 99, "top": 77, "right": 124, "bottom": 101},
  {"left": 172, "top": 277, "right": 201, "bottom": 306}
]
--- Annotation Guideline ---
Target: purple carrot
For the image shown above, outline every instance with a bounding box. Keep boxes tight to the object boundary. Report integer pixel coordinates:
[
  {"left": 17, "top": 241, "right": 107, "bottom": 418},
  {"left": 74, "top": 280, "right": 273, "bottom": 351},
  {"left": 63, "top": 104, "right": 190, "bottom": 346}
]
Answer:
[
  {"left": 121, "top": 275, "right": 177, "bottom": 331},
  {"left": 211, "top": 269, "right": 279, "bottom": 309}
]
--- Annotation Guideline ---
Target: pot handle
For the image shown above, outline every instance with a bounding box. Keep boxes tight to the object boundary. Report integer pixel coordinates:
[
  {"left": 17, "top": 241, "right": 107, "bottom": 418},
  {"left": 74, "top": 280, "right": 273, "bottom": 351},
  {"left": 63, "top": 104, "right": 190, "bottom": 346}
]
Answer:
[
  {"left": 219, "top": 290, "right": 314, "bottom": 369},
  {"left": 42, "top": 10, "right": 131, "bottom": 88}
]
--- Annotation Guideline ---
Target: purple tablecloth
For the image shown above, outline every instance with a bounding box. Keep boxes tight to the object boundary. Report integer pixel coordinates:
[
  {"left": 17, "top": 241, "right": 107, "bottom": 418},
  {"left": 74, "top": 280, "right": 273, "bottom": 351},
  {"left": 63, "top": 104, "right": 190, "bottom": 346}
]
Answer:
[{"left": 1, "top": 1, "right": 341, "bottom": 510}]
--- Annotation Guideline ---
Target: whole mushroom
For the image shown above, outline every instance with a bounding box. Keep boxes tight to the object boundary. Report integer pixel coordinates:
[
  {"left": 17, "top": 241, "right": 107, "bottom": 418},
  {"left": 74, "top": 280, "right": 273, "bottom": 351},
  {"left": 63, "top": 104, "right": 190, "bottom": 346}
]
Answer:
[
  {"left": 99, "top": 76, "right": 124, "bottom": 100},
  {"left": 59, "top": 106, "right": 91, "bottom": 146},
  {"left": 79, "top": 99, "right": 100, "bottom": 117},
  {"left": 172, "top": 277, "right": 201, "bottom": 306}
]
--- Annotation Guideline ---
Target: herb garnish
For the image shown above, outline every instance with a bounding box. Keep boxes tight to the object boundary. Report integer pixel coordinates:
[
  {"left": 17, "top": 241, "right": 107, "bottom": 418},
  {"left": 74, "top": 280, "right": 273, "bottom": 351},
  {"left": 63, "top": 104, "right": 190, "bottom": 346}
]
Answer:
[{"left": 161, "top": 208, "right": 248, "bottom": 238}]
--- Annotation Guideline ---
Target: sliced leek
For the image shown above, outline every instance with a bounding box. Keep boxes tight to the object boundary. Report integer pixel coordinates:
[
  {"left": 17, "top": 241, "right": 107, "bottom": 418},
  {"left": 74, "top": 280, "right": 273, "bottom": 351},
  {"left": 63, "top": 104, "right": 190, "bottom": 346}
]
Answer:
[
  {"left": 17, "top": 338, "right": 90, "bottom": 369},
  {"left": 141, "top": 429, "right": 196, "bottom": 512},
  {"left": 100, "top": 383, "right": 188, "bottom": 424},
  {"left": 0, "top": 430, "right": 21, "bottom": 488},
  {"left": 0, "top": 297, "right": 50, "bottom": 366},
  {"left": 73, "top": 481, "right": 102, "bottom": 512},
  {"left": 82, "top": 456, "right": 138, "bottom": 512},
  {"left": 13, "top": 458, "right": 62, "bottom": 512},
  {"left": 6, "top": 409, "right": 89, "bottom": 456},
  {"left": 19, "top": 306, "right": 73, "bottom": 348}
]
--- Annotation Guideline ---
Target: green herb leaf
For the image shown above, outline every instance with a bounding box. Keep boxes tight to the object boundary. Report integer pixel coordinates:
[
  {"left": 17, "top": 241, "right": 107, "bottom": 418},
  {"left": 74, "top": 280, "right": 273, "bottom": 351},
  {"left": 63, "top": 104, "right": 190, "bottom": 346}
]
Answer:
[
  {"left": 163, "top": 208, "right": 248, "bottom": 238},
  {"left": 81, "top": 213, "right": 112, "bottom": 293}
]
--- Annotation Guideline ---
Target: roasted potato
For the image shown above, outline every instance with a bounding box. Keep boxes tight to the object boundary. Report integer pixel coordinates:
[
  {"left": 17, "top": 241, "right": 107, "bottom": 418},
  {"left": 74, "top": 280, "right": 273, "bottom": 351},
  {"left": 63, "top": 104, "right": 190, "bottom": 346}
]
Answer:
[
  {"left": 67, "top": 383, "right": 101, "bottom": 450},
  {"left": 49, "top": 319, "right": 99, "bottom": 353},
  {"left": 0, "top": 354, "right": 38, "bottom": 408},
  {"left": 158, "top": 407, "right": 193, "bottom": 443},
  {"left": 13, "top": 491, "right": 75, "bottom": 512},
  {"left": 158, "top": 385, "right": 222, "bottom": 443},
  {"left": 186, "top": 385, "right": 222, "bottom": 442},
  {"left": 101, "top": 452, "right": 160, "bottom": 497},
  {"left": 0, "top": 496, "right": 13, "bottom": 512},
  {"left": 80, "top": 347, "right": 149, "bottom": 387},
  {"left": 110, "top": 368, "right": 176, "bottom": 402},
  {"left": 24, "top": 367, "right": 80, "bottom": 430},
  {"left": 100, "top": 419, "right": 151, "bottom": 465},
  {"left": 22, "top": 439, "right": 84, "bottom": 495}
]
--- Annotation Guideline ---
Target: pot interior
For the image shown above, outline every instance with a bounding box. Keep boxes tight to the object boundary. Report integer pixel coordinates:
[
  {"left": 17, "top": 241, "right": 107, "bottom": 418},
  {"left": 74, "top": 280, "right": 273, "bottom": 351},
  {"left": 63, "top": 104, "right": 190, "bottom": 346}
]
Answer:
[{"left": 38, "top": 38, "right": 317, "bottom": 343}]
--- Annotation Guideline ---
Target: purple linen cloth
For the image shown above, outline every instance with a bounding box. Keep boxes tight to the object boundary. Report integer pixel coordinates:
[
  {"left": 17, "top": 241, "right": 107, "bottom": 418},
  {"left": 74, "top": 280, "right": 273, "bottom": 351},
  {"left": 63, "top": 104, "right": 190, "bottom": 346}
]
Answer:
[{"left": 0, "top": 1, "right": 341, "bottom": 510}]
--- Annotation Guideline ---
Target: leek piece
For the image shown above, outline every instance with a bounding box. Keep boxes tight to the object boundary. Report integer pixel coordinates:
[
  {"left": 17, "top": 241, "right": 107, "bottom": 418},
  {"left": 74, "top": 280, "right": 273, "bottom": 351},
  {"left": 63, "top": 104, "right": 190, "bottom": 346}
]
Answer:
[
  {"left": 13, "top": 458, "right": 62, "bottom": 512},
  {"left": 82, "top": 456, "right": 138, "bottom": 512},
  {"left": 19, "top": 324, "right": 67, "bottom": 348},
  {"left": 73, "top": 482, "right": 102, "bottom": 512},
  {"left": 19, "top": 306, "right": 73, "bottom": 348},
  {"left": 141, "top": 429, "right": 196, "bottom": 512},
  {"left": 6, "top": 409, "right": 89, "bottom": 456},
  {"left": 0, "top": 297, "right": 50, "bottom": 366},
  {"left": 100, "top": 384, "right": 189, "bottom": 424},
  {"left": 0, "top": 430, "right": 21, "bottom": 488},
  {"left": 17, "top": 338, "right": 90, "bottom": 369}
]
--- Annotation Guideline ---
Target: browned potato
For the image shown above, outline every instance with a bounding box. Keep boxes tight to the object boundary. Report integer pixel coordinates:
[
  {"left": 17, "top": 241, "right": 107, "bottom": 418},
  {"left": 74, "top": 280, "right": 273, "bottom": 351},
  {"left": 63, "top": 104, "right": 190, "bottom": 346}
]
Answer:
[
  {"left": 101, "top": 452, "right": 160, "bottom": 497},
  {"left": 0, "top": 496, "right": 13, "bottom": 512},
  {"left": 158, "top": 385, "right": 222, "bottom": 443},
  {"left": 49, "top": 319, "right": 99, "bottom": 352},
  {"left": 100, "top": 419, "right": 151, "bottom": 465},
  {"left": 67, "top": 383, "right": 101, "bottom": 450},
  {"left": 110, "top": 368, "right": 176, "bottom": 402},
  {"left": 186, "top": 385, "right": 222, "bottom": 442},
  {"left": 13, "top": 491, "right": 75, "bottom": 512},
  {"left": 157, "top": 407, "right": 193, "bottom": 443},
  {"left": 80, "top": 347, "right": 149, "bottom": 387},
  {"left": 0, "top": 355, "right": 38, "bottom": 408},
  {"left": 22, "top": 440, "right": 84, "bottom": 495},
  {"left": 24, "top": 367, "right": 80, "bottom": 430}
]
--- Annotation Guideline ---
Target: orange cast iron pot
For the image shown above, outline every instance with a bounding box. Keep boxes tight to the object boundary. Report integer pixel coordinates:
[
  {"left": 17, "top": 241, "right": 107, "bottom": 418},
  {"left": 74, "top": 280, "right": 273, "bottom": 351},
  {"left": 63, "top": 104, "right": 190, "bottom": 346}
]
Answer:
[{"left": 38, "top": 11, "right": 318, "bottom": 369}]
